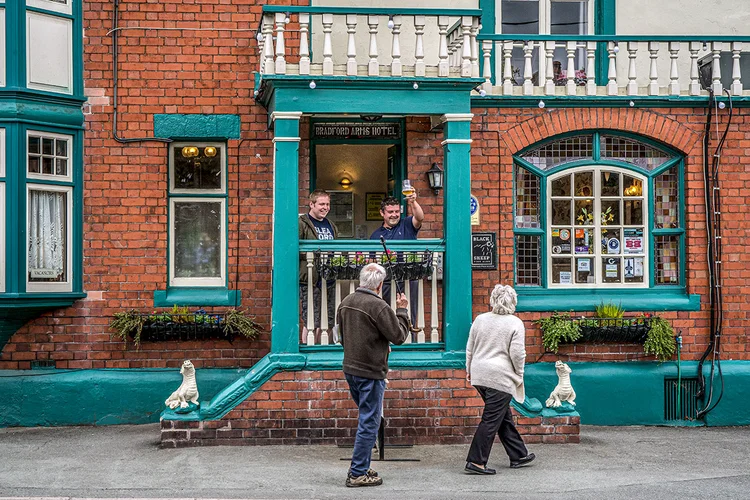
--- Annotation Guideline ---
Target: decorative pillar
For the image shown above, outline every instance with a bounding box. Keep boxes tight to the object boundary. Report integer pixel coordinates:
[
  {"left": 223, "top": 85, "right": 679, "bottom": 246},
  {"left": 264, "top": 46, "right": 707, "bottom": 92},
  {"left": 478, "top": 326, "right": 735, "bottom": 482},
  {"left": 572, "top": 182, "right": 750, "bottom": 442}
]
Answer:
[
  {"left": 270, "top": 112, "right": 302, "bottom": 353},
  {"left": 441, "top": 114, "right": 473, "bottom": 353}
]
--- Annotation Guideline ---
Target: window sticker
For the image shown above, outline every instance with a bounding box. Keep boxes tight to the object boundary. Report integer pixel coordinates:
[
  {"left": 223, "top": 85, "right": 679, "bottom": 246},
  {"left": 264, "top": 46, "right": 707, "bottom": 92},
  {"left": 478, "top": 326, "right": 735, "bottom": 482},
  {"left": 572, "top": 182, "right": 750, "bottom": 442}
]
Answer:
[{"left": 623, "top": 228, "right": 644, "bottom": 254}]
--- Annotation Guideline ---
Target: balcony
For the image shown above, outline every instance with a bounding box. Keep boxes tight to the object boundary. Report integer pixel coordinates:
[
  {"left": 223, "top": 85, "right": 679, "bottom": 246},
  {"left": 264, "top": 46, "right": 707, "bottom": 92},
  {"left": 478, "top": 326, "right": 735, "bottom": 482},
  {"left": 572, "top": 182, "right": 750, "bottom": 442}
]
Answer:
[
  {"left": 253, "top": 7, "right": 750, "bottom": 103},
  {"left": 299, "top": 241, "right": 445, "bottom": 349}
]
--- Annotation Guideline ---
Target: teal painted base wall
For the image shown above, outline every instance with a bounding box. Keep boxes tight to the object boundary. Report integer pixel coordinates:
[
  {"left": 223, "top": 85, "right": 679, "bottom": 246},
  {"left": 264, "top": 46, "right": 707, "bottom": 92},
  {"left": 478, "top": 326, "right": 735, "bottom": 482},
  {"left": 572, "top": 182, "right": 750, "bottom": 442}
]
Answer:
[
  {"left": 0, "top": 368, "right": 246, "bottom": 427},
  {"left": 1, "top": 361, "right": 748, "bottom": 428}
]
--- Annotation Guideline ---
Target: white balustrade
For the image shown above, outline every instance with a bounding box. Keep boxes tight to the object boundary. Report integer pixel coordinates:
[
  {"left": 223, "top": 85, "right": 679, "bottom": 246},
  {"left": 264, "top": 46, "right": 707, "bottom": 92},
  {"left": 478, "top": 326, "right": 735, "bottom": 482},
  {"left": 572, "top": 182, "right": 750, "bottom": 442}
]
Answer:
[
  {"left": 252, "top": 12, "right": 747, "bottom": 97},
  {"left": 299, "top": 250, "right": 443, "bottom": 346}
]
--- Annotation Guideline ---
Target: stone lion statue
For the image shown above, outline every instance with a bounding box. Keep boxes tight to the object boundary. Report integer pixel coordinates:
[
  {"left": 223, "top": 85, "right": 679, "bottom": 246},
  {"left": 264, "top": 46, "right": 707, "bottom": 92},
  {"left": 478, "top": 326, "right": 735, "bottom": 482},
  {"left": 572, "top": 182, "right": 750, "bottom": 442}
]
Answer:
[
  {"left": 165, "top": 360, "right": 199, "bottom": 409},
  {"left": 545, "top": 360, "right": 576, "bottom": 408}
]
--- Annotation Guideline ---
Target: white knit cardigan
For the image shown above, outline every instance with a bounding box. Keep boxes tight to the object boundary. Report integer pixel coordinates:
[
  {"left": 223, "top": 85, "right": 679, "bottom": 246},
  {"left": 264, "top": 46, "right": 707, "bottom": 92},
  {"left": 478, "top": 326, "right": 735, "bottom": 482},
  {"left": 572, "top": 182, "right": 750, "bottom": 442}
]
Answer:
[{"left": 465, "top": 312, "right": 527, "bottom": 402}]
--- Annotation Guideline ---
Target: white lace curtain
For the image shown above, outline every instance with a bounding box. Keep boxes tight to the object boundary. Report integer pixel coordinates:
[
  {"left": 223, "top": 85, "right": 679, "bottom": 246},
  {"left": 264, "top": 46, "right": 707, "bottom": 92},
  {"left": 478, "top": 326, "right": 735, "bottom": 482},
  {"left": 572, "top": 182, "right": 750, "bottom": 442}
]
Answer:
[{"left": 28, "top": 190, "right": 66, "bottom": 281}]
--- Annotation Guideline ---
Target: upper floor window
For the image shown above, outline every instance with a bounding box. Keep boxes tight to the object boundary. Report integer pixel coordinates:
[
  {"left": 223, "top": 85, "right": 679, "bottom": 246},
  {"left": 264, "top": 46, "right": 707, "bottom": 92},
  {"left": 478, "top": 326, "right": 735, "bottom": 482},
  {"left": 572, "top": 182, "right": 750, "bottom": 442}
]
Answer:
[
  {"left": 168, "top": 143, "right": 227, "bottom": 288},
  {"left": 500, "top": 0, "right": 594, "bottom": 86},
  {"left": 27, "top": 131, "right": 71, "bottom": 181},
  {"left": 514, "top": 132, "right": 683, "bottom": 290},
  {"left": 27, "top": 0, "right": 72, "bottom": 16}
]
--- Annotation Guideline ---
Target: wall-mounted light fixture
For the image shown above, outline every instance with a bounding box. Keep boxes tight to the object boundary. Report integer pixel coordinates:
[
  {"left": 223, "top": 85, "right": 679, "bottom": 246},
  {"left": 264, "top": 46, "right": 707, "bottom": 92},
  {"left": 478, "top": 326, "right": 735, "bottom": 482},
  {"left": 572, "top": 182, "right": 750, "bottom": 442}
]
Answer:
[
  {"left": 339, "top": 174, "right": 353, "bottom": 188},
  {"left": 426, "top": 162, "right": 443, "bottom": 195},
  {"left": 181, "top": 146, "right": 199, "bottom": 158}
]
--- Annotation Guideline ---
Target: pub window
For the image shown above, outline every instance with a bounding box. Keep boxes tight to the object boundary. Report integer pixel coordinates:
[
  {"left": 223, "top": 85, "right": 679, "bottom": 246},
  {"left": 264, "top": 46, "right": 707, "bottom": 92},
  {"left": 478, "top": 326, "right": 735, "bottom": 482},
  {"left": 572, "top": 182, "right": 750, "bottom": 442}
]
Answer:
[
  {"left": 513, "top": 132, "right": 683, "bottom": 290},
  {"left": 168, "top": 142, "right": 226, "bottom": 288}
]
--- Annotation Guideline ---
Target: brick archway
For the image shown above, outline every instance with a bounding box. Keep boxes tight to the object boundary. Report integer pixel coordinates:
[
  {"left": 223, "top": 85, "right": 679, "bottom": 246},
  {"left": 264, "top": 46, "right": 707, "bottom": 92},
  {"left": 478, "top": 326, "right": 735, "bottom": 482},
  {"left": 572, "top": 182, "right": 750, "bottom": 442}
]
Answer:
[{"left": 499, "top": 108, "right": 701, "bottom": 156}]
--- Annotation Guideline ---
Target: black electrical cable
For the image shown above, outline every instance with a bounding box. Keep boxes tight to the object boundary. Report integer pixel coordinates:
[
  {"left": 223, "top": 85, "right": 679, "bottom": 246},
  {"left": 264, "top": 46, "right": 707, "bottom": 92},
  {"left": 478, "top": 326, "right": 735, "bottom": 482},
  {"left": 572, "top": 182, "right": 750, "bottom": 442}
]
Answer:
[
  {"left": 111, "top": 0, "right": 172, "bottom": 144},
  {"left": 695, "top": 90, "right": 731, "bottom": 419}
]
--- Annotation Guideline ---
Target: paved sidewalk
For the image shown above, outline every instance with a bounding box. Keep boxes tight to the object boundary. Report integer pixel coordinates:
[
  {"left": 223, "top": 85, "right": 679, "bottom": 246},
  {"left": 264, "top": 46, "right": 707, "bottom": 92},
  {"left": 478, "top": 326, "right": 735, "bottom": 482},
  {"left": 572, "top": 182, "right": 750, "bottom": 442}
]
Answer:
[{"left": 0, "top": 424, "right": 749, "bottom": 499}]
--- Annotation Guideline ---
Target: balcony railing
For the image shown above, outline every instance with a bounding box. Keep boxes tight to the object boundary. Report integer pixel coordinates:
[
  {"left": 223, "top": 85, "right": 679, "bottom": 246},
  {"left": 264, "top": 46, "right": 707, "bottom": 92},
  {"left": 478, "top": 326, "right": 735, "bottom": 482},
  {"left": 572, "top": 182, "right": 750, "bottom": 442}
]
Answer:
[
  {"left": 299, "top": 240, "right": 445, "bottom": 347},
  {"left": 256, "top": 6, "right": 482, "bottom": 79},
  {"left": 477, "top": 35, "right": 750, "bottom": 97}
]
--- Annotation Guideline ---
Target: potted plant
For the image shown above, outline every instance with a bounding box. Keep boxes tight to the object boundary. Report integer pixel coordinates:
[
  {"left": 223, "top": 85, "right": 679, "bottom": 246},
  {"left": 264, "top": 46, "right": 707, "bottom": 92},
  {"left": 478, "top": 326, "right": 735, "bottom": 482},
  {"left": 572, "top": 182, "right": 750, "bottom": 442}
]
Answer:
[
  {"left": 537, "top": 306, "right": 675, "bottom": 362},
  {"left": 110, "top": 306, "right": 262, "bottom": 348}
]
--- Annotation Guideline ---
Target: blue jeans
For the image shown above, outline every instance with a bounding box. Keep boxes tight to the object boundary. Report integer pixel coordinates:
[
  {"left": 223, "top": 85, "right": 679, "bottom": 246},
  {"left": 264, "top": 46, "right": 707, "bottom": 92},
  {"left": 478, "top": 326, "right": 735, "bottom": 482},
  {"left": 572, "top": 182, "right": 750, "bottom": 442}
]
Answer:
[{"left": 345, "top": 373, "right": 385, "bottom": 477}]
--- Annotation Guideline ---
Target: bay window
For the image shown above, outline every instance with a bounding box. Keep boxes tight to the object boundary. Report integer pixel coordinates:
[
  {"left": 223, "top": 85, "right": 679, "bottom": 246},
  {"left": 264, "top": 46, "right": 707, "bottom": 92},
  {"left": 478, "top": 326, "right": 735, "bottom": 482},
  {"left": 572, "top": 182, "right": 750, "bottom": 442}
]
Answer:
[
  {"left": 26, "top": 131, "right": 73, "bottom": 293},
  {"left": 513, "top": 132, "right": 691, "bottom": 309}
]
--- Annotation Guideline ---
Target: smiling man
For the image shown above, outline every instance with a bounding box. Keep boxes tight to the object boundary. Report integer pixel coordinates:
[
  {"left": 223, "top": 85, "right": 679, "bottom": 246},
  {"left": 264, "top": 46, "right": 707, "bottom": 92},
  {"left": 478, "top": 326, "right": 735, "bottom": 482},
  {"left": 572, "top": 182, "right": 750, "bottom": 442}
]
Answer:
[
  {"left": 299, "top": 190, "right": 338, "bottom": 343},
  {"left": 369, "top": 192, "right": 424, "bottom": 328}
]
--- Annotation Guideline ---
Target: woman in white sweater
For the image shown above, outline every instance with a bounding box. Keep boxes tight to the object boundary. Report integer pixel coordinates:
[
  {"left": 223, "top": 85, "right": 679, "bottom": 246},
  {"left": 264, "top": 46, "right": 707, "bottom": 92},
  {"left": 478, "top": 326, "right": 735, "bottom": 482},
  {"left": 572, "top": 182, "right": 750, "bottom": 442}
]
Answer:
[{"left": 464, "top": 285, "right": 536, "bottom": 475}]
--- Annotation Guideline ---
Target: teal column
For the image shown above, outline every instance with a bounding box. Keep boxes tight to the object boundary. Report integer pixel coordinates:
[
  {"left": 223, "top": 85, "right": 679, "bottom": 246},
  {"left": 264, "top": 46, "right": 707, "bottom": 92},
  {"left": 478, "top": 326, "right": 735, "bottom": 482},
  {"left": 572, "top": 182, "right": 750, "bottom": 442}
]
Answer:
[
  {"left": 441, "top": 114, "right": 473, "bottom": 353},
  {"left": 270, "top": 112, "right": 302, "bottom": 354},
  {"left": 595, "top": 0, "right": 617, "bottom": 85}
]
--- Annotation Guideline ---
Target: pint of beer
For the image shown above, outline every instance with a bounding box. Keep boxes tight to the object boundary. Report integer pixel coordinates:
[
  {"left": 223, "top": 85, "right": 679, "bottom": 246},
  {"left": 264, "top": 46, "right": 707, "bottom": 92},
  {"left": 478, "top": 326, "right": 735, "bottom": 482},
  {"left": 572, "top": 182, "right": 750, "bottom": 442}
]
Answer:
[{"left": 402, "top": 179, "right": 415, "bottom": 196}]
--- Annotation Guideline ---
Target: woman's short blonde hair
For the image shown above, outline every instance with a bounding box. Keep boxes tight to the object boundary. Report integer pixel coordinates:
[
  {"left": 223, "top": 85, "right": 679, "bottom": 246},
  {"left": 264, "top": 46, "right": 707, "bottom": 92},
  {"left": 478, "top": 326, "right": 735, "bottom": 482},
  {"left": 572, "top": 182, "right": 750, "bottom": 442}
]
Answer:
[{"left": 489, "top": 284, "right": 517, "bottom": 315}]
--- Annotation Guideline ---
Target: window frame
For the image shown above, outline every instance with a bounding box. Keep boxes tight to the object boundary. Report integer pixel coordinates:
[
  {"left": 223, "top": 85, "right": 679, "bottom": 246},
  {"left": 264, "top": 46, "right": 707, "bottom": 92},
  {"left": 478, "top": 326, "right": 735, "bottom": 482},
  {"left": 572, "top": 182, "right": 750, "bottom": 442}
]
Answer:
[
  {"left": 0, "top": 128, "right": 5, "bottom": 292},
  {"left": 546, "top": 165, "right": 649, "bottom": 289},
  {"left": 26, "top": 130, "right": 73, "bottom": 183},
  {"left": 513, "top": 131, "right": 686, "bottom": 294},
  {"left": 25, "top": 183, "right": 73, "bottom": 293},
  {"left": 167, "top": 141, "right": 228, "bottom": 288}
]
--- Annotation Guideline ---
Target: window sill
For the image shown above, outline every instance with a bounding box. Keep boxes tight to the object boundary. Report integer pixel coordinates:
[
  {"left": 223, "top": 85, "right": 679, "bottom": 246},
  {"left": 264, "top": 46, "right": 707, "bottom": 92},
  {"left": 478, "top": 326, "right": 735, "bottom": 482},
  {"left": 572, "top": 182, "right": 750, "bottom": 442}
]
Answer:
[
  {"left": 516, "top": 289, "right": 700, "bottom": 312},
  {"left": 153, "top": 288, "right": 241, "bottom": 308}
]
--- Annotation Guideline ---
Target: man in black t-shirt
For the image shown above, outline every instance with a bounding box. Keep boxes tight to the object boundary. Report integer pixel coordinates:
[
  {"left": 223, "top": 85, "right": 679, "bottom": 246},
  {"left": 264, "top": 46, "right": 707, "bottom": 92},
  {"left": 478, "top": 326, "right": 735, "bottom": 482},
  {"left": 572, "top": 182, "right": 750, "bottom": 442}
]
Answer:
[{"left": 299, "top": 190, "right": 339, "bottom": 344}]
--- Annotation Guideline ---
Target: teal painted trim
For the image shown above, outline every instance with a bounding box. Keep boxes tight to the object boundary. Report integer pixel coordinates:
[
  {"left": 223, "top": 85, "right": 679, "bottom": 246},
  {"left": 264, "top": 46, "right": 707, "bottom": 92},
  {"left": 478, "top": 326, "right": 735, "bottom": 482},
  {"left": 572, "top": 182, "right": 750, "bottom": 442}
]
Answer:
[
  {"left": 73, "top": 129, "right": 83, "bottom": 293},
  {"left": 261, "top": 6, "right": 482, "bottom": 16},
  {"left": 0, "top": 96, "right": 85, "bottom": 128},
  {"left": 24, "top": 6, "right": 74, "bottom": 19},
  {"left": 471, "top": 95, "right": 750, "bottom": 108},
  {"left": 1, "top": 367, "right": 248, "bottom": 427},
  {"left": 478, "top": 35, "right": 750, "bottom": 43},
  {"left": 153, "top": 288, "right": 241, "bottom": 308},
  {"left": 300, "top": 343, "right": 446, "bottom": 354},
  {"left": 153, "top": 114, "right": 241, "bottom": 139},
  {"left": 269, "top": 87, "right": 475, "bottom": 116},
  {"left": 162, "top": 353, "right": 307, "bottom": 421},
  {"left": 299, "top": 239, "right": 445, "bottom": 252},
  {"left": 478, "top": 0, "right": 495, "bottom": 85},
  {"left": 7, "top": 1, "right": 23, "bottom": 90},
  {"left": 516, "top": 289, "right": 700, "bottom": 312},
  {"left": 442, "top": 119, "right": 473, "bottom": 354},
  {"left": 271, "top": 115, "right": 301, "bottom": 354},
  {"left": 594, "top": 0, "right": 616, "bottom": 85},
  {"left": 9, "top": 361, "right": 750, "bottom": 427}
]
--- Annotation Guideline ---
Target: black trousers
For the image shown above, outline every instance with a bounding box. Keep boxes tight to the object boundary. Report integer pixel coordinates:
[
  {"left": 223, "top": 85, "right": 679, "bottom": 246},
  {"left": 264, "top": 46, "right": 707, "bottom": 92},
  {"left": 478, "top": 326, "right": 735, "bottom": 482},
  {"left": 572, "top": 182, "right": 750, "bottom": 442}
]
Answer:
[{"left": 466, "top": 386, "right": 528, "bottom": 466}]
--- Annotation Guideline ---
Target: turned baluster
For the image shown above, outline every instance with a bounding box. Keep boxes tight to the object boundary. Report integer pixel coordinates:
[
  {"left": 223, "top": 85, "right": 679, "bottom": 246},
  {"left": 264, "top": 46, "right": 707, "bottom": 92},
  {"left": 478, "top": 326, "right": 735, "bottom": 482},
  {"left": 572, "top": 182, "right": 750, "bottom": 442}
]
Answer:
[
  {"left": 566, "top": 40, "right": 577, "bottom": 95},
  {"left": 544, "top": 40, "right": 555, "bottom": 95},
  {"left": 274, "top": 12, "right": 287, "bottom": 75},
  {"left": 689, "top": 41, "right": 702, "bottom": 96},
  {"left": 262, "top": 13, "right": 275, "bottom": 75},
  {"left": 322, "top": 13, "right": 334, "bottom": 76},
  {"left": 368, "top": 15, "right": 380, "bottom": 76},
  {"left": 627, "top": 42, "right": 638, "bottom": 95},
  {"left": 648, "top": 41, "right": 660, "bottom": 96},
  {"left": 586, "top": 41, "right": 597, "bottom": 96},
  {"left": 414, "top": 15, "right": 426, "bottom": 77},
  {"left": 731, "top": 42, "right": 743, "bottom": 96},
  {"left": 299, "top": 13, "right": 310, "bottom": 75},
  {"left": 391, "top": 15, "right": 403, "bottom": 77},
  {"left": 346, "top": 14, "right": 358, "bottom": 76},
  {"left": 438, "top": 16, "right": 450, "bottom": 77},
  {"left": 607, "top": 41, "right": 618, "bottom": 96},
  {"left": 668, "top": 42, "right": 680, "bottom": 96}
]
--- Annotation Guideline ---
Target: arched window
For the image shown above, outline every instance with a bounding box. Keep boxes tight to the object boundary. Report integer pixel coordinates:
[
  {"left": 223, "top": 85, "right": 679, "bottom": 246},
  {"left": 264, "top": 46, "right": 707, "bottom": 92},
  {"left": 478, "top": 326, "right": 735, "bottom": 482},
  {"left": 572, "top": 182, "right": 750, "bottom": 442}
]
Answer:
[{"left": 513, "top": 132, "right": 694, "bottom": 310}]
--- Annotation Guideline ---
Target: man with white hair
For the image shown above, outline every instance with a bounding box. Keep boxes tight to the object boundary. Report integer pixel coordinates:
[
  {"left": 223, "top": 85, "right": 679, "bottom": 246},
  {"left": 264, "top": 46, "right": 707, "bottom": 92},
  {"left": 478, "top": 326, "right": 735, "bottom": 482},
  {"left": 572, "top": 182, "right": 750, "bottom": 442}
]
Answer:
[{"left": 336, "top": 263, "right": 410, "bottom": 487}]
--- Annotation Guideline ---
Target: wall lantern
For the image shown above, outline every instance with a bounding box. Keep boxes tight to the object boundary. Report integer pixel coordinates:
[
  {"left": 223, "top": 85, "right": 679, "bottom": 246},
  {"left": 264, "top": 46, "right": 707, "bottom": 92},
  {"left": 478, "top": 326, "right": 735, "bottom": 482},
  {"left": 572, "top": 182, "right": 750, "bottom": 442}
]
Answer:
[
  {"left": 426, "top": 162, "right": 443, "bottom": 195},
  {"left": 204, "top": 146, "right": 217, "bottom": 157}
]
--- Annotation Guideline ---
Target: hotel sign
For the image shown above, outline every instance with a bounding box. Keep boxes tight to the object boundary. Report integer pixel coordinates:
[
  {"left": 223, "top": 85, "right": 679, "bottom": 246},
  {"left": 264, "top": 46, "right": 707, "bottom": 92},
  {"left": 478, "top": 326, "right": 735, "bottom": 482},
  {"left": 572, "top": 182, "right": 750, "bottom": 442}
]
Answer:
[{"left": 312, "top": 122, "right": 401, "bottom": 140}]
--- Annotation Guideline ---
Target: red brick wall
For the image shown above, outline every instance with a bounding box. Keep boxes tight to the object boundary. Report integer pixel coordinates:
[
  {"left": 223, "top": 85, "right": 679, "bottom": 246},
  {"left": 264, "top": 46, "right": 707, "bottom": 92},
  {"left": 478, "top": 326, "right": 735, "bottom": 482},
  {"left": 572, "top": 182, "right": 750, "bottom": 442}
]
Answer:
[
  {"left": 468, "top": 107, "right": 750, "bottom": 362},
  {"left": 161, "top": 369, "right": 580, "bottom": 447},
  {"left": 2, "top": 0, "right": 748, "bottom": 369}
]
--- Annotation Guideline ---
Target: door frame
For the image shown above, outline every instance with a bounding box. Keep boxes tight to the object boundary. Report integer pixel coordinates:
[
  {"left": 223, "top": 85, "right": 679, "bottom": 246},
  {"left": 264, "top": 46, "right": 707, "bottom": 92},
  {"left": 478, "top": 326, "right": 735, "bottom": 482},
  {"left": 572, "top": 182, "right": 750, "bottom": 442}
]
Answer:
[{"left": 309, "top": 117, "right": 408, "bottom": 205}]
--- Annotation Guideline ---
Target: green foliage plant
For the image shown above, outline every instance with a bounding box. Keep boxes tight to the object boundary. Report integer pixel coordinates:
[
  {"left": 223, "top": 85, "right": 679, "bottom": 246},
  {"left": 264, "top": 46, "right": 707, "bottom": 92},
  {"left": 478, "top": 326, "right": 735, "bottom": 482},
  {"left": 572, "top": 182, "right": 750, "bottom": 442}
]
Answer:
[
  {"left": 110, "top": 310, "right": 146, "bottom": 348},
  {"left": 595, "top": 301, "right": 625, "bottom": 319},
  {"left": 536, "top": 313, "right": 582, "bottom": 354},
  {"left": 644, "top": 316, "right": 676, "bottom": 362},
  {"left": 110, "top": 307, "right": 263, "bottom": 349}
]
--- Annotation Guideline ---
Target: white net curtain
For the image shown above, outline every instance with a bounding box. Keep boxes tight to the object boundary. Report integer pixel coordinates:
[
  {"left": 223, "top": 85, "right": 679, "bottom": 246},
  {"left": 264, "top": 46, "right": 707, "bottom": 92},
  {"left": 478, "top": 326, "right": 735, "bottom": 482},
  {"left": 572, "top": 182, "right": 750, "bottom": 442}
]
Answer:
[{"left": 28, "top": 190, "right": 66, "bottom": 282}]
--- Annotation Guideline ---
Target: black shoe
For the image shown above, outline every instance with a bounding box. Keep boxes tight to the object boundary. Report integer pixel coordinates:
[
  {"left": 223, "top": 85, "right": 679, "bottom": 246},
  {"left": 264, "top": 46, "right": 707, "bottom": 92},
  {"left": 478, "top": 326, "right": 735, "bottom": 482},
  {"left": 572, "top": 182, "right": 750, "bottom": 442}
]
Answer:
[
  {"left": 465, "top": 462, "right": 496, "bottom": 475},
  {"left": 510, "top": 453, "right": 536, "bottom": 468}
]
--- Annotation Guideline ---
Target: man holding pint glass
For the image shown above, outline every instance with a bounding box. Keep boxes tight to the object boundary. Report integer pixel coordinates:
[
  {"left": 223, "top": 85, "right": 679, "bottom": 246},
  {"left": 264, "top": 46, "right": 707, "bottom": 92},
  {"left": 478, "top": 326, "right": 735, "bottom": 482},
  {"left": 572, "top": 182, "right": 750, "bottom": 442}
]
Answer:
[{"left": 369, "top": 180, "right": 424, "bottom": 327}]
